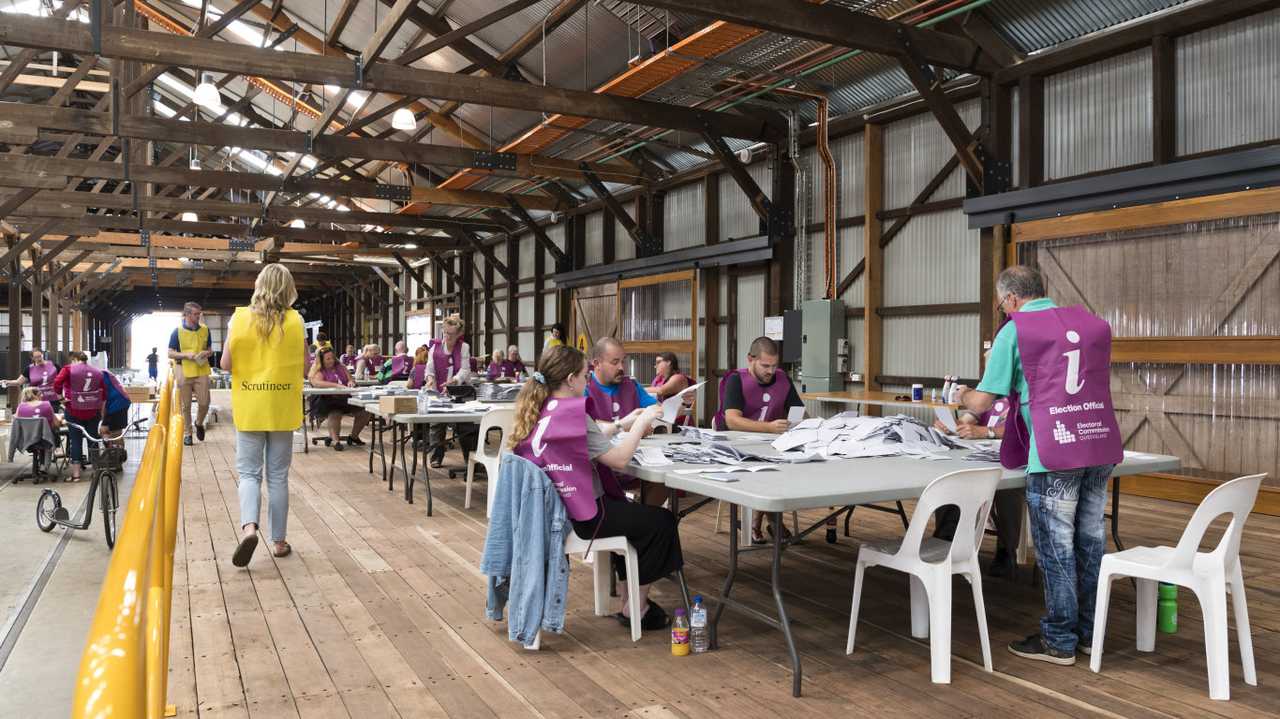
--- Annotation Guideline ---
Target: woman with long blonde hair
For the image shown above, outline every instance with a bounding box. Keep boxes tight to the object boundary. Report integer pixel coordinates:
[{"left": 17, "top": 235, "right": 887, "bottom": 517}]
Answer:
[
  {"left": 221, "top": 263, "right": 305, "bottom": 567},
  {"left": 507, "top": 345, "right": 683, "bottom": 632}
]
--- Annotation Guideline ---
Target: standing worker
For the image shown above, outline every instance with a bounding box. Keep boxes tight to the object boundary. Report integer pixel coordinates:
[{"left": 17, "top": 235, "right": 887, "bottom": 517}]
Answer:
[
  {"left": 585, "top": 337, "right": 665, "bottom": 505},
  {"left": 423, "top": 315, "right": 473, "bottom": 467},
  {"left": 222, "top": 264, "right": 306, "bottom": 567},
  {"left": 146, "top": 346, "right": 159, "bottom": 383},
  {"left": 52, "top": 351, "right": 104, "bottom": 482},
  {"left": 954, "top": 265, "right": 1123, "bottom": 667},
  {"left": 169, "top": 301, "right": 214, "bottom": 446}
]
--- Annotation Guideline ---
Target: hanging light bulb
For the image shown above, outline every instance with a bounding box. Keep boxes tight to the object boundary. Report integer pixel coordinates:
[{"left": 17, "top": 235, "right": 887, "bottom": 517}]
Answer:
[
  {"left": 189, "top": 156, "right": 201, "bottom": 170},
  {"left": 289, "top": 219, "right": 305, "bottom": 229},
  {"left": 181, "top": 212, "right": 198, "bottom": 222},
  {"left": 193, "top": 72, "right": 222, "bottom": 111},
  {"left": 391, "top": 106, "right": 417, "bottom": 132}
]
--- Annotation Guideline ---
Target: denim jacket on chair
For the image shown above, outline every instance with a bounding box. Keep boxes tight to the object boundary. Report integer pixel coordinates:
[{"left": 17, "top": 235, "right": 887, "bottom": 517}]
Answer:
[{"left": 480, "top": 453, "right": 571, "bottom": 647}]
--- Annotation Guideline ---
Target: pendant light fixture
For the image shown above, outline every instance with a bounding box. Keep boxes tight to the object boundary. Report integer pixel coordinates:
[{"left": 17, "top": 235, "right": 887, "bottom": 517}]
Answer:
[
  {"left": 181, "top": 212, "right": 198, "bottom": 222},
  {"left": 193, "top": 72, "right": 222, "bottom": 111},
  {"left": 391, "top": 106, "right": 417, "bottom": 131}
]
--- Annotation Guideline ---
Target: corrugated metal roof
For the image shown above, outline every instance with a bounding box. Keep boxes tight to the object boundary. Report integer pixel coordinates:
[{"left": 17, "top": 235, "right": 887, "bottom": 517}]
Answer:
[{"left": 986, "top": 0, "right": 1193, "bottom": 54}]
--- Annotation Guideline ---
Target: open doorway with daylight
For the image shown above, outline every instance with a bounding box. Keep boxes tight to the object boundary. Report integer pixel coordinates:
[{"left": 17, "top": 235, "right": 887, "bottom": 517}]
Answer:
[{"left": 129, "top": 312, "right": 182, "bottom": 385}]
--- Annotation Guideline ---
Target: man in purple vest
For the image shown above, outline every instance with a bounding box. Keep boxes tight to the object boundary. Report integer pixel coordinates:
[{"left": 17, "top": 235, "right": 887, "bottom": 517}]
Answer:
[
  {"left": 585, "top": 337, "right": 662, "bottom": 504},
  {"left": 954, "top": 265, "right": 1123, "bottom": 667},
  {"left": 718, "top": 336, "right": 804, "bottom": 543}
]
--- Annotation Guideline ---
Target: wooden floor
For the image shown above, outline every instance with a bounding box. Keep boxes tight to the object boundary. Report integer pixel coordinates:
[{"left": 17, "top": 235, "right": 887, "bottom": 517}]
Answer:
[{"left": 160, "top": 424, "right": 1280, "bottom": 719}]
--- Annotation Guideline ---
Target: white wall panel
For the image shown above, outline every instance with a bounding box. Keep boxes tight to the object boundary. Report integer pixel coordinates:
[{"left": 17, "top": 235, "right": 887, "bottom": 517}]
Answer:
[
  {"left": 883, "top": 315, "right": 980, "bottom": 379},
  {"left": 719, "top": 163, "right": 770, "bottom": 241},
  {"left": 735, "top": 273, "right": 766, "bottom": 359},
  {"left": 884, "top": 100, "right": 978, "bottom": 208},
  {"left": 584, "top": 212, "right": 604, "bottom": 266},
  {"left": 1045, "top": 48, "right": 1152, "bottom": 180},
  {"left": 615, "top": 218, "right": 636, "bottom": 261},
  {"left": 663, "top": 182, "right": 705, "bottom": 249},
  {"left": 1177, "top": 8, "right": 1280, "bottom": 156},
  {"left": 884, "top": 209, "right": 980, "bottom": 306},
  {"left": 518, "top": 235, "right": 537, "bottom": 278}
]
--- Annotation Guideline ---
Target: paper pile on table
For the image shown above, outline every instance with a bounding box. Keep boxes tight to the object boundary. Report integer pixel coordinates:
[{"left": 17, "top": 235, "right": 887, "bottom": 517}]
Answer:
[{"left": 771, "top": 413, "right": 964, "bottom": 460}]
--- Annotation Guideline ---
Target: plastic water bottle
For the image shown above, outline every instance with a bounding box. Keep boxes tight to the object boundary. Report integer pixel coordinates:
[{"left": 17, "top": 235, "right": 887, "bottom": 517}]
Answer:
[
  {"left": 1158, "top": 582, "right": 1178, "bottom": 634},
  {"left": 670, "top": 608, "right": 690, "bottom": 656},
  {"left": 416, "top": 385, "right": 430, "bottom": 414},
  {"left": 690, "top": 596, "right": 709, "bottom": 654}
]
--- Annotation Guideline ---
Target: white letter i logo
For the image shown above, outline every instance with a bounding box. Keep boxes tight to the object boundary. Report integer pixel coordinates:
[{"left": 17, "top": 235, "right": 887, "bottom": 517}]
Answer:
[{"left": 1063, "top": 330, "right": 1085, "bottom": 395}]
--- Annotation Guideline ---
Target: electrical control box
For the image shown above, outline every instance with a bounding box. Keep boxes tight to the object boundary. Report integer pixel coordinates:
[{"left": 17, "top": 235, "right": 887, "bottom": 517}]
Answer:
[{"left": 799, "top": 299, "right": 846, "bottom": 393}]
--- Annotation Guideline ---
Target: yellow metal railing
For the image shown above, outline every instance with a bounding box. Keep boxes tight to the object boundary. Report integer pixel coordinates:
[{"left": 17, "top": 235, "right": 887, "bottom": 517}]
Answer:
[{"left": 72, "top": 377, "right": 185, "bottom": 719}]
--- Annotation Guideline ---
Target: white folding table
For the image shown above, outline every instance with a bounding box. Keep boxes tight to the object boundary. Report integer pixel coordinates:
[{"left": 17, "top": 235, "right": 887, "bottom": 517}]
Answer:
[{"left": 627, "top": 437, "right": 1179, "bottom": 697}]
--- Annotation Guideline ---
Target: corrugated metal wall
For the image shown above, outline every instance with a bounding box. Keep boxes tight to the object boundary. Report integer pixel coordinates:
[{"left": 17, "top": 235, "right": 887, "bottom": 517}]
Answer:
[
  {"left": 885, "top": 100, "right": 979, "bottom": 207},
  {"left": 1177, "top": 8, "right": 1280, "bottom": 156},
  {"left": 883, "top": 209, "right": 980, "bottom": 306},
  {"left": 663, "top": 182, "right": 705, "bottom": 249},
  {"left": 1044, "top": 47, "right": 1153, "bottom": 180},
  {"left": 719, "top": 163, "right": 770, "bottom": 242},
  {"left": 584, "top": 211, "right": 604, "bottom": 266}
]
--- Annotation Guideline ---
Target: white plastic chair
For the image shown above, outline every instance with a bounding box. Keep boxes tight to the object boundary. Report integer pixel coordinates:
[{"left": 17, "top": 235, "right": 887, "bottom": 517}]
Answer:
[
  {"left": 467, "top": 407, "right": 514, "bottom": 514},
  {"left": 1090, "top": 473, "right": 1263, "bottom": 701},
  {"left": 846, "top": 467, "right": 1003, "bottom": 684},
  {"left": 528, "top": 531, "right": 642, "bottom": 650}
]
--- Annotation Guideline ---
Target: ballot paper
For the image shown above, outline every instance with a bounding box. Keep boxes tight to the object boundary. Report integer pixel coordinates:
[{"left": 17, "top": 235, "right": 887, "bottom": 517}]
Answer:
[
  {"left": 787, "top": 405, "right": 806, "bottom": 425},
  {"left": 660, "top": 394, "right": 684, "bottom": 425},
  {"left": 635, "top": 446, "right": 673, "bottom": 467},
  {"left": 934, "top": 407, "right": 959, "bottom": 433}
]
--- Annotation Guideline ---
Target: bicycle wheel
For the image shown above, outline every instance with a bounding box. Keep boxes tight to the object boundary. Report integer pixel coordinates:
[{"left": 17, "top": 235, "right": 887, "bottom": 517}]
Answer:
[
  {"left": 36, "top": 490, "right": 61, "bottom": 532},
  {"left": 100, "top": 472, "right": 118, "bottom": 549}
]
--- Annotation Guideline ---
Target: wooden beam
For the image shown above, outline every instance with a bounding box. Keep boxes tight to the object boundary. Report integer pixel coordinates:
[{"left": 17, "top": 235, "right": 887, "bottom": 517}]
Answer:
[
  {"left": 896, "top": 37, "right": 983, "bottom": 187},
  {"left": 1017, "top": 75, "right": 1044, "bottom": 188},
  {"left": 580, "top": 165, "right": 659, "bottom": 256},
  {"left": 628, "top": 0, "right": 998, "bottom": 73},
  {"left": 326, "top": 0, "right": 360, "bottom": 47},
  {"left": 449, "top": 229, "right": 512, "bottom": 284},
  {"left": 1111, "top": 336, "right": 1280, "bottom": 365},
  {"left": 371, "top": 265, "right": 405, "bottom": 299},
  {"left": 506, "top": 197, "right": 569, "bottom": 270},
  {"left": 1152, "top": 34, "right": 1177, "bottom": 165},
  {"left": 701, "top": 131, "right": 770, "bottom": 223},
  {"left": 0, "top": 219, "right": 59, "bottom": 271},
  {"left": 393, "top": 251, "right": 433, "bottom": 296},
  {"left": 393, "top": 0, "right": 541, "bottom": 65},
  {"left": 0, "top": 13, "right": 777, "bottom": 141},
  {"left": 863, "top": 124, "right": 884, "bottom": 394}
]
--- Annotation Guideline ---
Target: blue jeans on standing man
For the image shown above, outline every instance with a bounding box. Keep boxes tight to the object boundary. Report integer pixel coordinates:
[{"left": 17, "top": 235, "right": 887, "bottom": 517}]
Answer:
[
  {"left": 1025, "top": 464, "right": 1115, "bottom": 654},
  {"left": 236, "top": 430, "right": 293, "bottom": 543}
]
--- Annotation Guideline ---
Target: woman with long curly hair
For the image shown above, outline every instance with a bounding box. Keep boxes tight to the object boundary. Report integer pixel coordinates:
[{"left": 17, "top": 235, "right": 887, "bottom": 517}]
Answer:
[
  {"left": 221, "top": 263, "right": 305, "bottom": 567},
  {"left": 508, "top": 345, "right": 683, "bottom": 631}
]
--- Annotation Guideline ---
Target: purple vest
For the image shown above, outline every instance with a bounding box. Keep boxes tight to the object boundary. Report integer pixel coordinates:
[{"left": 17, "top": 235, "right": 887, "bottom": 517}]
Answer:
[
  {"left": 408, "top": 363, "right": 429, "bottom": 390},
  {"left": 16, "top": 400, "right": 55, "bottom": 429},
  {"left": 585, "top": 374, "right": 640, "bottom": 422},
  {"left": 979, "top": 399, "right": 1009, "bottom": 430},
  {"left": 510, "top": 360, "right": 526, "bottom": 377},
  {"left": 714, "top": 368, "right": 791, "bottom": 430},
  {"left": 487, "top": 360, "right": 515, "bottom": 380},
  {"left": 319, "top": 364, "right": 350, "bottom": 385},
  {"left": 429, "top": 340, "right": 463, "bottom": 385},
  {"left": 389, "top": 354, "right": 411, "bottom": 377},
  {"left": 999, "top": 306, "right": 1123, "bottom": 471},
  {"left": 27, "top": 361, "right": 57, "bottom": 402},
  {"left": 653, "top": 373, "right": 692, "bottom": 426},
  {"left": 514, "top": 396, "right": 622, "bottom": 521},
  {"left": 65, "top": 363, "right": 105, "bottom": 414},
  {"left": 340, "top": 353, "right": 357, "bottom": 372}
]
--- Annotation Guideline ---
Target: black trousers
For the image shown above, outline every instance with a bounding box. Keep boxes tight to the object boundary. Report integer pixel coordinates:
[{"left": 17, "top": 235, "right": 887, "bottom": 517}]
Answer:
[
  {"left": 572, "top": 496, "right": 684, "bottom": 586},
  {"left": 933, "top": 488, "right": 1024, "bottom": 553}
]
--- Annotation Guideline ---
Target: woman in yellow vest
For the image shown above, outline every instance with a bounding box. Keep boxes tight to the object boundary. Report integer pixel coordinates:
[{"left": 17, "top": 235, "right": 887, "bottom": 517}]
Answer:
[{"left": 221, "top": 263, "right": 305, "bottom": 567}]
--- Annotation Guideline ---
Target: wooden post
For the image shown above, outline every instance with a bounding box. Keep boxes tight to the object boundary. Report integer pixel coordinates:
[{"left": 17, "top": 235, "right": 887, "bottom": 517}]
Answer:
[
  {"left": 7, "top": 246, "right": 20, "bottom": 406},
  {"left": 1017, "top": 75, "right": 1044, "bottom": 188},
  {"left": 533, "top": 228, "right": 546, "bottom": 362},
  {"left": 602, "top": 208, "right": 616, "bottom": 265},
  {"left": 30, "top": 258, "right": 42, "bottom": 351},
  {"left": 484, "top": 254, "right": 495, "bottom": 357},
  {"left": 863, "top": 124, "right": 885, "bottom": 401},
  {"left": 1152, "top": 34, "right": 1176, "bottom": 166},
  {"left": 506, "top": 235, "right": 517, "bottom": 348},
  {"left": 47, "top": 283, "right": 59, "bottom": 355},
  {"left": 702, "top": 173, "right": 721, "bottom": 427},
  {"left": 768, "top": 146, "right": 796, "bottom": 316}
]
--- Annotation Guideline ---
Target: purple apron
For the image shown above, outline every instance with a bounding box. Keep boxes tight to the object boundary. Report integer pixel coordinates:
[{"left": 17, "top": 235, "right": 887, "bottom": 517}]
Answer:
[
  {"left": 27, "top": 361, "right": 57, "bottom": 402},
  {"left": 510, "top": 360, "right": 526, "bottom": 377},
  {"left": 713, "top": 368, "right": 791, "bottom": 431},
  {"left": 389, "top": 354, "right": 411, "bottom": 378},
  {"left": 486, "top": 360, "right": 515, "bottom": 380},
  {"left": 65, "top": 363, "right": 105, "bottom": 415},
  {"left": 978, "top": 399, "right": 1009, "bottom": 430},
  {"left": 429, "top": 340, "right": 463, "bottom": 385},
  {"left": 16, "top": 400, "right": 55, "bottom": 430},
  {"left": 340, "top": 353, "right": 357, "bottom": 372},
  {"left": 514, "top": 396, "right": 623, "bottom": 521},
  {"left": 999, "top": 306, "right": 1123, "bottom": 471},
  {"left": 585, "top": 374, "right": 640, "bottom": 422},
  {"left": 653, "top": 373, "right": 691, "bottom": 426},
  {"left": 408, "top": 363, "right": 429, "bottom": 390},
  {"left": 319, "top": 364, "right": 350, "bottom": 385}
]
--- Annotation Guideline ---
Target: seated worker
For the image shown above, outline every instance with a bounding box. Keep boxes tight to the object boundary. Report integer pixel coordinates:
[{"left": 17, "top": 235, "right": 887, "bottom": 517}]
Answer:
[
  {"left": 507, "top": 345, "right": 526, "bottom": 378},
  {"left": 15, "top": 386, "right": 62, "bottom": 432},
  {"left": 313, "top": 331, "right": 333, "bottom": 354},
  {"left": 100, "top": 370, "right": 133, "bottom": 438},
  {"left": 932, "top": 396, "right": 1023, "bottom": 577},
  {"left": 355, "top": 344, "right": 385, "bottom": 381},
  {"left": 585, "top": 337, "right": 663, "bottom": 505},
  {"left": 651, "top": 352, "right": 693, "bottom": 426},
  {"left": 4, "top": 348, "right": 61, "bottom": 412},
  {"left": 714, "top": 336, "right": 804, "bottom": 543},
  {"left": 508, "top": 345, "right": 681, "bottom": 631},
  {"left": 407, "top": 345, "right": 434, "bottom": 390},
  {"left": 339, "top": 344, "right": 359, "bottom": 373},
  {"left": 424, "top": 315, "right": 475, "bottom": 467},
  {"left": 382, "top": 340, "right": 412, "bottom": 381},
  {"left": 309, "top": 348, "right": 371, "bottom": 451},
  {"left": 486, "top": 349, "right": 513, "bottom": 381}
]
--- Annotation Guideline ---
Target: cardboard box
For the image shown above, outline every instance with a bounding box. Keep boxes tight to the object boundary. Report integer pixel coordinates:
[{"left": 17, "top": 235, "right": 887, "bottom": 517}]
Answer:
[
  {"left": 379, "top": 395, "right": 417, "bottom": 415},
  {"left": 125, "top": 386, "right": 152, "bottom": 402}
]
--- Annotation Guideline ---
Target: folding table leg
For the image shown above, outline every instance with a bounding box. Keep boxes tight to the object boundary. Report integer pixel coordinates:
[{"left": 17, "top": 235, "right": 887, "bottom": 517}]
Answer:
[
  {"left": 710, "top": 503, "right": 739, "bottom": 651},
  {"left": 770, "top": 511, "right": 802, "bottom": 697},
  {"left": 1110, "top": 476, "right": 1124, "bottom": 551}
]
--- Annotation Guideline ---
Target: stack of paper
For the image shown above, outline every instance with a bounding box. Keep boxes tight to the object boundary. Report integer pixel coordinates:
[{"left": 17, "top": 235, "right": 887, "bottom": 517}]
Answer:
[{"left": 769, "top": 412, "right": 964, "bottom": 459}]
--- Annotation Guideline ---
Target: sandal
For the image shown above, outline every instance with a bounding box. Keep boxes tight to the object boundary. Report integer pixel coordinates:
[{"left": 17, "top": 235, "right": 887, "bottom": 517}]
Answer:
[
  {"left": 272, "top": 541, "right": 292, "bottom": 558},
  {"left": 333, "top": 441, "right": 345, "bottom": 452},
  {"left": 232, "top": 533, "right": 258, "bottom": 567},
  {"left": 613, "top": 601, "right": 672, "bottom": 631},
  {"left": 347, "top": 435, "right": 366, "bottom": 446}
]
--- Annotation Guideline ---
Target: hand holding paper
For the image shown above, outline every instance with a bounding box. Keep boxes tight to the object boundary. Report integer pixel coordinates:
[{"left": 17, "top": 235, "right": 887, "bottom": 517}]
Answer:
[
  {"left": 934, "top": 407, "right": 958, "bottom": 433},
  {"left": 787, "top": 405, "right": 806, "bottom": 425}
]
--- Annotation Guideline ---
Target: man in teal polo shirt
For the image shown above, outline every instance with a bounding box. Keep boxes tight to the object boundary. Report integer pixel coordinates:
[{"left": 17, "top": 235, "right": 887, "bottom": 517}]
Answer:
[{"left": 953, "top": 265, "right": 1117, "bottom": 667}]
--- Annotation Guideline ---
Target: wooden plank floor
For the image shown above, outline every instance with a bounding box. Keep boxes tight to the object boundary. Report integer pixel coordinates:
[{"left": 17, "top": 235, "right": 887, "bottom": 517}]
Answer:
[{"left": 167, "top": 424, "right": 1280, "bottom": 718}]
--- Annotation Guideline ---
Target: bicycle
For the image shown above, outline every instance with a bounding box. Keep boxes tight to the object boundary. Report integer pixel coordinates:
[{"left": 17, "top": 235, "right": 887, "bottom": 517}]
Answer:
[{"left": 35, "top": 429, "right": 127, "bottom": 549}]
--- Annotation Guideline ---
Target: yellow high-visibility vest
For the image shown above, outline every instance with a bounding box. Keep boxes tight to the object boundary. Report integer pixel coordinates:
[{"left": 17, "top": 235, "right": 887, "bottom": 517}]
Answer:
[
  {"left": 228, "top": 307, "right": 304, "bottom": 432},
  {"left": 176, "top": 323, "right": 212, "bottom": 377}
]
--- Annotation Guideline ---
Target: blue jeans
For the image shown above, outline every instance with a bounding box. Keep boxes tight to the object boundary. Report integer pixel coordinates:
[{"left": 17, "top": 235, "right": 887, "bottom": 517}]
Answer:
[
  {"left": 65, "top": 416, "right": 101, "bottom": 466},
  {"left": 236, "top": 430, "right": 293, "bottom": 543},
  {"left": 1025, "top": 464, "right": 1115, "bottom": 653}
]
